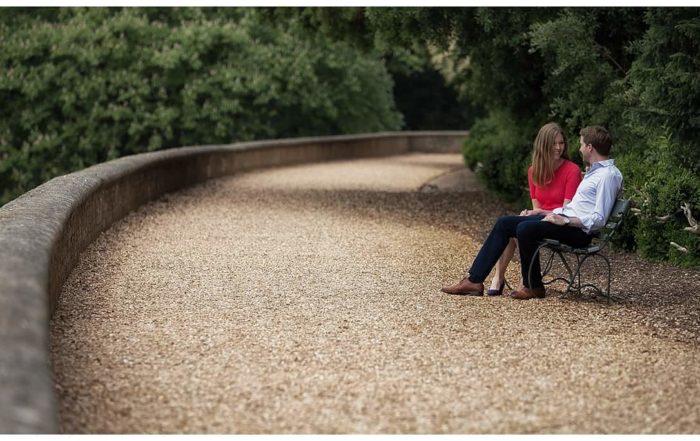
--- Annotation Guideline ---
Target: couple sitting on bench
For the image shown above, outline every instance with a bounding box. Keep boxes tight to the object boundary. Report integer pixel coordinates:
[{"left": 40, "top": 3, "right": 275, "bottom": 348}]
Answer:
[{"left": 442, "top": 124, "right": 623, "bottom": 300}]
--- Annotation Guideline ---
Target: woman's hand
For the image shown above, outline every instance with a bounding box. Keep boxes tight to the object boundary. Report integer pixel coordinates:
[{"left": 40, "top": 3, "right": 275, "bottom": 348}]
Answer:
[{"left": 521, "top": 208, "right": 547, "bottom": 216}]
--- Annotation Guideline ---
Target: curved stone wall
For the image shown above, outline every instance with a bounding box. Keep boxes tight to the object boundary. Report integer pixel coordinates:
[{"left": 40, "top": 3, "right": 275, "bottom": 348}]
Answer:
[{"left": 0, "top": 131, "right": 468, "bottom": 433}]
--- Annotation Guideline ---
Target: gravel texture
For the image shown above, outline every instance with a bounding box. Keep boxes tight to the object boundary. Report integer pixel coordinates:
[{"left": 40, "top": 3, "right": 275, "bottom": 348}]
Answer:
[{"left": 50, "top": 153, "right": 700, "bottom": 433}]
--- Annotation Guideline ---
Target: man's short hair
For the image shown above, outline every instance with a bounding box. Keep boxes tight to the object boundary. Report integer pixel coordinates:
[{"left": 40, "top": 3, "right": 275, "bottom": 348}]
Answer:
[{"left": 580, "top": 126, "right": 612, "bottom": 156}]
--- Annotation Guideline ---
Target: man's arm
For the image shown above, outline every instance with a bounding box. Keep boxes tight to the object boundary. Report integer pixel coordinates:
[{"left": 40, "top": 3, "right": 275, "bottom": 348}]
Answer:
[
  {"left": 577, "top": 171, "right": 623, "bottom": 232},
  {"left": 542, "top": 212, "right": 584, "bottom": 228},
  {"left": 544, "top": 171, "right": 622, "bottom": 231},
  {"left": 529, "top": 198, "right": 572, "bottom": 216}
]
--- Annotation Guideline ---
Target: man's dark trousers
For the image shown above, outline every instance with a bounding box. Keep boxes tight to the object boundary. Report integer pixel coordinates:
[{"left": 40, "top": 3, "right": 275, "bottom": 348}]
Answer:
[{"left": 467, "top": 215, "right": 592, "bottom": 288}]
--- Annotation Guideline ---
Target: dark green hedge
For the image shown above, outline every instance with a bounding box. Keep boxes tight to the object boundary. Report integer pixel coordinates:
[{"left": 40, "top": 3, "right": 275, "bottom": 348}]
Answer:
[{"left": 0, "top": 8, "right": 401, "bottom": 204}]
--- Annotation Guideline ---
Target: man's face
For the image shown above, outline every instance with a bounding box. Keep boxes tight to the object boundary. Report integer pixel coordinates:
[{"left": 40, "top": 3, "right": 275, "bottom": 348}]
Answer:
[{"left": 579, "top": 135, "right": 591, "bottom": 164}]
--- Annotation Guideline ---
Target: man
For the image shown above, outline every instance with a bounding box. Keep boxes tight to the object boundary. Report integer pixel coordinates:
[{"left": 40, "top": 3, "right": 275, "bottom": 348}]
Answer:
[{"left": 441, "top": 125, "right": 623, "bottom": 300}]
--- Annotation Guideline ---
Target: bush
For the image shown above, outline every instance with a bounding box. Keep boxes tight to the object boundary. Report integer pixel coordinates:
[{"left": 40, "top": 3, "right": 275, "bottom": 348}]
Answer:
[
  {"left": 617, "top": 134, "right": 700, "bottom": 266},
  {"left": 462, "top": 111, "right": 534, "bottom": 207},
  {"left": 0, "top": 8, "right": 401, "bottom": 205},
  {"left": 613, "top": 9, "right": 700, "bottom": 266}
]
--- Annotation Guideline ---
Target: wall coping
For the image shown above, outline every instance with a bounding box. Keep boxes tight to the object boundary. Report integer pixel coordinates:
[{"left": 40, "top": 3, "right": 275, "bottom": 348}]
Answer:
[{"left": 0, "top": 131, "right": 468, "bottom": 433}]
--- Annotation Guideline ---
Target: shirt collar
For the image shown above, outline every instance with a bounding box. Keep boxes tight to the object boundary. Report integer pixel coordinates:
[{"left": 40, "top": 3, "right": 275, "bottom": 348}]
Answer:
[{"left": 586, "top": 159, "right": 615, "bottom": 175}]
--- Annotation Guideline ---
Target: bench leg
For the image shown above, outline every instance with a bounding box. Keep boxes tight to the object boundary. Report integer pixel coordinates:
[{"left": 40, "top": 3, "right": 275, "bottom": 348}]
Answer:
[
  {"left": 528, "top": 244, "right": 574, "bottom": 294},
  {"left": 528, "top": 245, "right": 613, "bottom": 304},
  {"left": 575, "top": 253, "right": 612, "bottom": 303}
]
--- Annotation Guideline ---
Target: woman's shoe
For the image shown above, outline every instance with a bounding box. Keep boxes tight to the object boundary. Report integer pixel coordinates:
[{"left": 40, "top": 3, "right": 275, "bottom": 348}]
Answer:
[{"left": 486, "top": 281, "right": 505, "bottom": 296}]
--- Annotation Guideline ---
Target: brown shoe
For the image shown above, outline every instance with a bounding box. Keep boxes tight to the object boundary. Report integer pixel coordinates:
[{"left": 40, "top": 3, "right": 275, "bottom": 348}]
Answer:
[
  {"left": 510, "top": 287, "right": 546, "bottom": 300},
  {"left": 441, "top": 277, "right": 484, "bottom": 296}
]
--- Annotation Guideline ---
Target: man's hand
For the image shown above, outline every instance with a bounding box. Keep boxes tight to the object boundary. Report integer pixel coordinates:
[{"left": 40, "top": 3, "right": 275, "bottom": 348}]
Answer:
[{"left": 542, "top": 213, "right": 568, "bottom": 226}]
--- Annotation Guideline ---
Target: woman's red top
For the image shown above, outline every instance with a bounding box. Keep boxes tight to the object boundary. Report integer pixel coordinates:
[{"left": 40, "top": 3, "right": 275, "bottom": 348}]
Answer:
[{"left": 527, "top": 160, "right": 582, "bottom": 211}]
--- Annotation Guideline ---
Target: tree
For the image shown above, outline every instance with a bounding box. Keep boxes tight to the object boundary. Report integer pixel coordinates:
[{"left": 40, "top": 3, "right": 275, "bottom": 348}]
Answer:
[{"left": 0, "top": 8, "right": 401, "bottom": 204}]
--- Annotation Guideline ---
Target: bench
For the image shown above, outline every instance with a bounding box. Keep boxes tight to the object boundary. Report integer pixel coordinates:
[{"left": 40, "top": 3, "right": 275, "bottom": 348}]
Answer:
[{"left": 528, "top": 198, "right": 631, "bottom": 303}]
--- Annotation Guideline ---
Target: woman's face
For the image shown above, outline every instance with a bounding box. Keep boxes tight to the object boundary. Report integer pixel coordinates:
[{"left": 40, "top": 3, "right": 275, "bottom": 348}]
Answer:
[{"left": 552, "top": 132, "right": 566, "bottom": 160}]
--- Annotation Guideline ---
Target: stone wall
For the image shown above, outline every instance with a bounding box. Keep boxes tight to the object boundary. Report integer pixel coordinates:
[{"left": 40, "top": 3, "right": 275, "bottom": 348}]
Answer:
[{"left": 0, "top": 131, "right": 467, "bottom": 433}]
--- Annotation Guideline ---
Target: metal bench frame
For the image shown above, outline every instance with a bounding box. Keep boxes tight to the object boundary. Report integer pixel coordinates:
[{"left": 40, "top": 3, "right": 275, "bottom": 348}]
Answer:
[{"left": 528, "top": 198, "right": 631, "bottom": 303}]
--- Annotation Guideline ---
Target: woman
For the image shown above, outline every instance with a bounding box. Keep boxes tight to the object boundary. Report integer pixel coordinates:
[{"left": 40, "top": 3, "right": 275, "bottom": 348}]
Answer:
[{"left": 486, "top": 122, "right": 582, "bottom": 295}]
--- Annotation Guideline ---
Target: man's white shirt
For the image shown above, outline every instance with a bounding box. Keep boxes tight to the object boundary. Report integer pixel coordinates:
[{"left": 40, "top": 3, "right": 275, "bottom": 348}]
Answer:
[{"left": 553, "top": 159, "right": 623, "bottom": 234}]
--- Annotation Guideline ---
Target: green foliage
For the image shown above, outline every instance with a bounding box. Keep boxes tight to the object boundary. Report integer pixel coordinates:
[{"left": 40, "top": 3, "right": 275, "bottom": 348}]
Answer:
[
  {"left": 374, "top": 8, "right": 556, "bottom": 121},
  {"left": 613, "top": 9, "right": 700, "bottom": 266},
  {"left": 365, "top": 8, "right": 458, "bottom": 51},
  {"left": 453, "top": 8, "right": 555, "bottom": 120},
  {"left": 528, "top": 9, "right": 645, "bottom": 133},
  {"left": 624, "top": 8, "right": 700, "bottom": 173},
  {"left": 259, "top": 7, "right": 374, "bottom": 51},
  {"left": 462, "top": 112, "right": 533, "bottom": 206},
  {"left": 368, "top": 7, "right": 699, "bottom": 265},
  {"left": 259, "top": 7, "right": 479, "bottom": 131},
  {"left": 617, "top": 133, "right": 700, "bottom": 266},
  {"left": 0, "top": 8, "right": 401, "bottom": 204}
]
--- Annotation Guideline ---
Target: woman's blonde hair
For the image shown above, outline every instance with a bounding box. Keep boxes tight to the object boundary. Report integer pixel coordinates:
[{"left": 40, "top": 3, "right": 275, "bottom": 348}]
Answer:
[{"left": 531, "top": 122, "right": 569, "bottom": 187}]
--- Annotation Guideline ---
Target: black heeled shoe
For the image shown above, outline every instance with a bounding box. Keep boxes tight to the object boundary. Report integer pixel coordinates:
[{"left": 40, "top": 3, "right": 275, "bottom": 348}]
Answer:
[{"left": 486, "top": 281, "right": 505, "bottom": 296}]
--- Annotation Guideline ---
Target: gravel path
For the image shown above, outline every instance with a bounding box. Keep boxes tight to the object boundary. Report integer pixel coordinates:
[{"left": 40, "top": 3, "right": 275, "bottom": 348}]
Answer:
[{"left": 50, "top": 153, "right": 700, "bottom": 433}]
